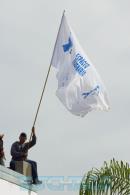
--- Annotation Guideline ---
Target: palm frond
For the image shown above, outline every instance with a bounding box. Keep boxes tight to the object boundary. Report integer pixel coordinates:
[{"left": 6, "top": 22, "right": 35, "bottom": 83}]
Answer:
[{"left": 80, "top": 159, "right": 130, "bottom": 195}]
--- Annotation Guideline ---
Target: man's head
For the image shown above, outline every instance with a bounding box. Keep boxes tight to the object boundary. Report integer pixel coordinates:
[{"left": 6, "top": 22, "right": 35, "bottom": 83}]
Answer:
[{"left": 19, "top": 132, "right": 27, "bottom": 144}]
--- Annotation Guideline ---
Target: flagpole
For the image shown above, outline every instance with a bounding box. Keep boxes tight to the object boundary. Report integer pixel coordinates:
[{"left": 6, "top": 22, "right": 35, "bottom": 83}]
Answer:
[
  {"left": 29, "top": 10, "right": 66, "bottom": 142},
  {"left": 50, "top": 10, "right": 65, "bottom": 65}
]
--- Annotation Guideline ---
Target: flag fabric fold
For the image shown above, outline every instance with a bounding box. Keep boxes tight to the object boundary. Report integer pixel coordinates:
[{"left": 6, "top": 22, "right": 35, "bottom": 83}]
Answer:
[{"left": 51, "top": 12, "right": 110, "bottom": 117}]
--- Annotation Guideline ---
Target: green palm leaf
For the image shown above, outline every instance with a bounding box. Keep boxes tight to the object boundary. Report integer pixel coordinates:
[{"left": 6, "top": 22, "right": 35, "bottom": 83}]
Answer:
[{"left": 80, "top": 159, "right": 130, "bottom": 195}]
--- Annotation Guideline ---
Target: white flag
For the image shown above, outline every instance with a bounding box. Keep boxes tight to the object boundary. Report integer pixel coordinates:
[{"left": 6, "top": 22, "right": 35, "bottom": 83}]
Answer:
[{"left": 51, "top": 12, "right": 110, "bottom": 117}]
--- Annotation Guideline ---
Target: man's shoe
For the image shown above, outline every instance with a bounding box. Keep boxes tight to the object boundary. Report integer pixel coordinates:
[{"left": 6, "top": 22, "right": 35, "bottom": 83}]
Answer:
[{"left": 32, "top": 179, "right": 42, "bottom": 185}]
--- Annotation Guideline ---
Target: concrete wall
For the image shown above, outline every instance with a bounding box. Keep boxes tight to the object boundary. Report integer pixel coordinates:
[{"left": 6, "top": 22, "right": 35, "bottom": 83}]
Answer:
[
  {"left": 0, "top": 165, "right": 37, "bottom": 195},
  {"left": 0, "top": 178, "right": 36, "bottom": 195}
]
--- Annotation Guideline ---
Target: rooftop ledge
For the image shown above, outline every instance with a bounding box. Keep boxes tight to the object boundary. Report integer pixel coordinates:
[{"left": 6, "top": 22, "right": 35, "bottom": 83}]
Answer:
[{"left": 0, "top": 165, "right": 38, "bottom": 193}]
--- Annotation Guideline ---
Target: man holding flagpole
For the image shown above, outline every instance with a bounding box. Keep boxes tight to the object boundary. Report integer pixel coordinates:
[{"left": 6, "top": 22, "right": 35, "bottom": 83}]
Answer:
[{"left": 10, "top": 127, "right": 42, "bottom": 185}]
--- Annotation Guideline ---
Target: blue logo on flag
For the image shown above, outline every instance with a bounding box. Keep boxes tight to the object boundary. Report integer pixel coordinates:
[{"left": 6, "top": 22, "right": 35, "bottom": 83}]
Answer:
[
  {"left": 63, "top": 37, "right": 73, "bottom": 52},
  {"left": 82, "top": 85, "right": 100, "bottom": 99},
  {"left": 72, "top": 53, "right": 90, "bottom": 76}
]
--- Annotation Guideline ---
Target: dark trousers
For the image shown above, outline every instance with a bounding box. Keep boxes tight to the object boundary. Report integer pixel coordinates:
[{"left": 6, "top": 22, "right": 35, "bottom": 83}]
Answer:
[
  {"left": 26, "top": 160, "right": 38, "bottom": 182},
  {"left": 10, "top": 160, "right": 38, "bottom": 182},
  {"left": 10, "top": 160, "right": 15, "bottom": 170}
]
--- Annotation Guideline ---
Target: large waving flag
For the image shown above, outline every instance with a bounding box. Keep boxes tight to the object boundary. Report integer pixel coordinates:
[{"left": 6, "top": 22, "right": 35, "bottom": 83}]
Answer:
[{"left": 51, "top": 12, "right": 110, "bottom": 117}]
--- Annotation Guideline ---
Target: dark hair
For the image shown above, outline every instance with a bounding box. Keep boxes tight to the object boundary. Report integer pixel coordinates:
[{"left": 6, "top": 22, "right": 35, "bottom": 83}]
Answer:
[{"left": 20, "top": 132, "right": 27, "bottom": 138}]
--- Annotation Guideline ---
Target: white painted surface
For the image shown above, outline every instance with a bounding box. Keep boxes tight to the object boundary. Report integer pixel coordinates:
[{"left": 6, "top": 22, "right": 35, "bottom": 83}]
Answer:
[
  {"left": 0, "top": 166, "right": 37, "bottom": 194},
  {"left": 0, "top": 178, "right": 37, "bottom": 195}
]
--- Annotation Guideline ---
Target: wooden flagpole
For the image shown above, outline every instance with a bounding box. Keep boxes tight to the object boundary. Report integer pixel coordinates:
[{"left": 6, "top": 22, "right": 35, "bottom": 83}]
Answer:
[{"left": 29, "top": 10, "right": 66, "bottom": 142}]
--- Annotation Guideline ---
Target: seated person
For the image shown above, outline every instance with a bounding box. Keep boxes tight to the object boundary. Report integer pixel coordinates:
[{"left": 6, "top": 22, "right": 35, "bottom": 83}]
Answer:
[
  {"left": 0, "top": 134, "right": 5, "bottom": 166},
  {"left": 10, "top": 127, "right": 42, "bottom": 184}
]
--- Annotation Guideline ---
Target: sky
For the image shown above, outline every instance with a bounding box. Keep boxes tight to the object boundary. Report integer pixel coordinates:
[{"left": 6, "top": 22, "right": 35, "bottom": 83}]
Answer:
[{"left": 0, "top": 0, "right": 130, "bottom": 195}]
